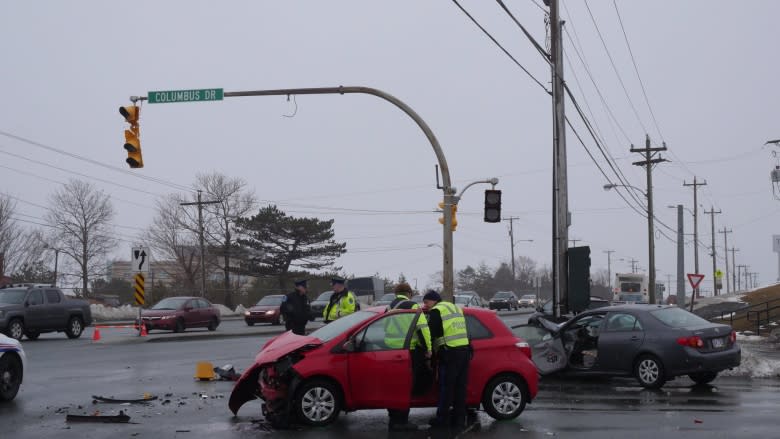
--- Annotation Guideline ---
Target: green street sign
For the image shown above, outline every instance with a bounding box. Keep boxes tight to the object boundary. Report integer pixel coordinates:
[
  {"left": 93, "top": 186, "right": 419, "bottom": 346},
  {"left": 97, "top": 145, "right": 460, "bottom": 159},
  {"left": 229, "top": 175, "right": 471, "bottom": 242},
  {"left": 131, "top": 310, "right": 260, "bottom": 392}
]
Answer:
[{"left": 147, "top": 88, "right": 223, "bottom": 104}]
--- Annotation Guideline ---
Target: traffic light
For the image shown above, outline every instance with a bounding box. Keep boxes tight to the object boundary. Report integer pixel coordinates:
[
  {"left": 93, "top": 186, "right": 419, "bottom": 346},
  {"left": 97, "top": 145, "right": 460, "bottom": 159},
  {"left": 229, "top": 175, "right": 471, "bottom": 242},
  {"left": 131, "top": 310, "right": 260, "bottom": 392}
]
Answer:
[
  {"left": 119, "top": 105, "right": 143, "bottom": 168},
  {"left": 484, "top": 189, "right": 501, "bottom": 223},
  {"left": 567, "top": 246, "right": 591, "bottom": 313},
  {"left": 437, "top": 202, "right": 458, "bottom": 231}
]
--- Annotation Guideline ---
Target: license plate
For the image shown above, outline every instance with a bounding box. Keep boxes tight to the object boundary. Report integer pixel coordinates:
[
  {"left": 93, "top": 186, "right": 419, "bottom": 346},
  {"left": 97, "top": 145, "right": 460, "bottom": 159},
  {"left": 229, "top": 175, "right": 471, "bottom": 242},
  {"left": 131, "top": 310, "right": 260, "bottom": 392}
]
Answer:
[{"left": 712, "top": 337, "right": 725, "bottom": 348}]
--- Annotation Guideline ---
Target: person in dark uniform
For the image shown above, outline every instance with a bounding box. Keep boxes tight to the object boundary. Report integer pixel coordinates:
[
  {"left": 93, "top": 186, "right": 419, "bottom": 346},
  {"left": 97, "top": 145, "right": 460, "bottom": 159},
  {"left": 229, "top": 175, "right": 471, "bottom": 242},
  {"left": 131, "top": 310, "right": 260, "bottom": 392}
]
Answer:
[{"left": 282, "top": 279, "right": 310, "bottom": 335}]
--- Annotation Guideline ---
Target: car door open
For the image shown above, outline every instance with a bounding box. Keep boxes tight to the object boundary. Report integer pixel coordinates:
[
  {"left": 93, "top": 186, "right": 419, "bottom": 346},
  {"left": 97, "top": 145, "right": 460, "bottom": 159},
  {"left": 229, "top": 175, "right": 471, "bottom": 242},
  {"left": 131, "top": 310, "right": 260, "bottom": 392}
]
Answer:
[{"left": 512, "top": 324, "right": 567, "bottom": 375}]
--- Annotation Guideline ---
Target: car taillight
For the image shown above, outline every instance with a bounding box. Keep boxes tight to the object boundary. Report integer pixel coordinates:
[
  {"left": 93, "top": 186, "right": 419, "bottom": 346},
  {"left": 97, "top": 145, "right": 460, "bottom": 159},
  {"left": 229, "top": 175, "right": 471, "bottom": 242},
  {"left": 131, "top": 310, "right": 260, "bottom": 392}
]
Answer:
[
  {"left": 676, "top": 336, "right": 704, "bottom": 348},
  {"left": 729, "top": 330, "right": 737, "bottom": 343},
  {"left": 515, "top": 341, "right": 531, "bottom": 358}
]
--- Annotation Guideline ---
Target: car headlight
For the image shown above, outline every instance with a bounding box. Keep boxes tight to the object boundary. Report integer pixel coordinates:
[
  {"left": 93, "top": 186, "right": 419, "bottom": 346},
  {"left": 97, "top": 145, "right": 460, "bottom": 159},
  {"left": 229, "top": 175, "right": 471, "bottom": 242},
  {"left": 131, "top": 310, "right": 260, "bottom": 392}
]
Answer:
[
  {"left": 266, "top": 310, "right": 275, "bottom": 315},
  {"left": 244, "top": 311, "right": 251, "bottom": 316},
  {"left": 160, "top": 315, "right": 175, "bottom": 320}
]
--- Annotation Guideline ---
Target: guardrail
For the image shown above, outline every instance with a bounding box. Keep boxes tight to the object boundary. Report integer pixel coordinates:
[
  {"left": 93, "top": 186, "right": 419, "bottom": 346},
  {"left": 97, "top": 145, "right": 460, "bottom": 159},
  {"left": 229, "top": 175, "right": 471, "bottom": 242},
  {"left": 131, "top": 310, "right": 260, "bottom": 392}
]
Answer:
[{"left": 719, "top": 297, "right": 780, "bottom": 335}]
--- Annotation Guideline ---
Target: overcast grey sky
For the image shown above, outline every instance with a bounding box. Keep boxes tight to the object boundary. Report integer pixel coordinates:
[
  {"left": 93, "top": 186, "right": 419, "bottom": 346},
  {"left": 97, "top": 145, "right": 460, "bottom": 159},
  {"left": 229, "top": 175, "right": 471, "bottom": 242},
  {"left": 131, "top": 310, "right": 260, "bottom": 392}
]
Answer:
[{"left": 1, "top": 1, "right": 778, "bottom": 294}]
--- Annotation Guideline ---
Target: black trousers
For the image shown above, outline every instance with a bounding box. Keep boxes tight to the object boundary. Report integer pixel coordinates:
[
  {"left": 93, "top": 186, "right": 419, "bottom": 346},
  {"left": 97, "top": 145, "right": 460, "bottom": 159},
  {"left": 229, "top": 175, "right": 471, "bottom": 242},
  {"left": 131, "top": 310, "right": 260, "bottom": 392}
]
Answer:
[
  {"left": 285, "top": 320, "right": 306, "bottom": 335},
  {"left": 435, "top": 347, "right": 471, "bottom": 428}
]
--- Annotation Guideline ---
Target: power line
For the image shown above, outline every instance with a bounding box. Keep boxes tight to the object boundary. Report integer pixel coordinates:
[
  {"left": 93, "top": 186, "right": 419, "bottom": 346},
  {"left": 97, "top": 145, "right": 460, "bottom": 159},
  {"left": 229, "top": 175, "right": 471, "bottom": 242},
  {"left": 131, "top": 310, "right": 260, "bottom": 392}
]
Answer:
[
  {"left": 494, "top": 0, "right": 552, "bottom": 62},
  {"left": 451, "top": 0, "right": 550, "bottom": 93},
  {"left": 0, "top": 129, "right": 193, "bottom": 192}
]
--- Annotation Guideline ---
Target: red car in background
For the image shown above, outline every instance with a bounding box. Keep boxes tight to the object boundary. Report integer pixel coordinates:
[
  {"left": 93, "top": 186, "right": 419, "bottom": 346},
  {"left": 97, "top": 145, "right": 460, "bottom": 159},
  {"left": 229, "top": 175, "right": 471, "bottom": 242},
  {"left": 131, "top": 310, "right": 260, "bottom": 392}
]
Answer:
[
  {"left": 244, "top": 295, "right": 286, "bottom": 326},
  {"left": 140, "top": 296, "right": 220, "bottom": 333},
  {"left": 229, "top": 307, "right": 538, "bottom": 427}
]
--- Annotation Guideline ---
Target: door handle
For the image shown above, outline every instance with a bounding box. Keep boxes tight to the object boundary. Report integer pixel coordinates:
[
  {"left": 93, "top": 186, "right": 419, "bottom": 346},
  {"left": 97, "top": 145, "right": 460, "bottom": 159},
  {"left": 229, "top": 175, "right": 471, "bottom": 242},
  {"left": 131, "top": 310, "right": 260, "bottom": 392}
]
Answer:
[{"left": 630, "top": 336, "right": 640, "bottom": 341}]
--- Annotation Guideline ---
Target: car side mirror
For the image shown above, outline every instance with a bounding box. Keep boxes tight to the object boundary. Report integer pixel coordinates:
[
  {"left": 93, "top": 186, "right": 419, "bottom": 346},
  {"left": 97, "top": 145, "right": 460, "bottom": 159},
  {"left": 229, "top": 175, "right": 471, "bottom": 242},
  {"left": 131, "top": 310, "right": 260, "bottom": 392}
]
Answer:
[
  {"left": 24, "top": 301, "right": 30, "bottom": 308},
  {"left": 342, "top": 339, "right": 357, "bottom": 353}
]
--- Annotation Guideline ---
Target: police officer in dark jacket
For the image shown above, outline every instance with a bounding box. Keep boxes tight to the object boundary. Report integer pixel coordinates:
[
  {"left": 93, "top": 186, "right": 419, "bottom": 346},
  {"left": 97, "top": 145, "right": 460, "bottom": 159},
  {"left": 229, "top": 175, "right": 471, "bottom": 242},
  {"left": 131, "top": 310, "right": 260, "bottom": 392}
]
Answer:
[{"left": 282, "top": 279, "right": 310, "bottom": 335}]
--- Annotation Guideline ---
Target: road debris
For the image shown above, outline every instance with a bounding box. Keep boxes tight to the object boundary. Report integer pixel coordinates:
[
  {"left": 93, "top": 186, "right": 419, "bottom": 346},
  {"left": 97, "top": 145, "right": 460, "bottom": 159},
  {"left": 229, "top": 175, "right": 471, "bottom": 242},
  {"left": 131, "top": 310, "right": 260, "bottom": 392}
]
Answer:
[
  {"left": 66, "top": 410, "right": 131, "bottom": 423},
  {"left": 92, "top": 395, "right": 158, "bottom": 404}
]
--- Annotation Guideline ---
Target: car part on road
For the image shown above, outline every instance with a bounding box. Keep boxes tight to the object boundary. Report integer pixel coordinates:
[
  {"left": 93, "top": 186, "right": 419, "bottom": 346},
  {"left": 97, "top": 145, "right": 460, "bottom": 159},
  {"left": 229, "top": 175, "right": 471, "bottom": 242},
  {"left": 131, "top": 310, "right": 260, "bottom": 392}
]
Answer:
[
  {"left": 66, "top": 411, "right": 131, "bottom": 423},
  {"left": 195, "top": 361, "right": 216, "bottom": 381},
  {"left": 635, "top": 354, "right": 666, "bottom": 389},
  {"left": 214, "top": 364, "right": 240, "bottom": 381},
  {"left": 92, "top": 394, "right": 158, "bottom": 404}
]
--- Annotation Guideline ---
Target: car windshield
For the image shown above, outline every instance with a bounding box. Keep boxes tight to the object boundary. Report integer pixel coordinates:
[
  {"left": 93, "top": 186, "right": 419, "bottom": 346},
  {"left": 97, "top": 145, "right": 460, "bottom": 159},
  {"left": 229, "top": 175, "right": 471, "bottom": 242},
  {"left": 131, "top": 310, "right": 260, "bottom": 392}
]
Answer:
[
  {"left": 0, "top": 290, "right": 27, "bottom": 304},
  {"left": 308, "top": 310, "right": 378, "bottom": 343},
  {"left": 378, "top": 293, "right": 395, "bottom": 301},
  {"left": 411, "top": 295, "right": 423, "bottom": 303},
  {"left": 522, "top": 295, "right": 535, "bottom": 300},
  {"left": 152, "top": 298, "right": 188, "bottom": 310},
  {"left": 454, "top": 296, "right": 469, "bottom": 304},
  {"left": 315, "top": 291, "right": 333, "bottom": 302},
  {"left": 650, "top": 307, "right": 711, "bottom": 328},
  {"left": 494, "top": 292, "right": 513, "bottom": 299},
  {"left": 257, "top": 296, "right": 284, "bottom": 306}
]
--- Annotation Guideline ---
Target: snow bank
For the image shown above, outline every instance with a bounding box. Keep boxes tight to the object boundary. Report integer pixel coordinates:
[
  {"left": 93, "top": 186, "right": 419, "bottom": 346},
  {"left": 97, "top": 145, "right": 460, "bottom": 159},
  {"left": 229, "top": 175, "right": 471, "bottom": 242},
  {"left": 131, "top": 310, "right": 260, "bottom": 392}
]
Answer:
[
  {"left": 91, "top": 303, "right": 248, "bottom": 321},
  {"left": 722, "top": 345, "right": 780, "bottom": 378}
]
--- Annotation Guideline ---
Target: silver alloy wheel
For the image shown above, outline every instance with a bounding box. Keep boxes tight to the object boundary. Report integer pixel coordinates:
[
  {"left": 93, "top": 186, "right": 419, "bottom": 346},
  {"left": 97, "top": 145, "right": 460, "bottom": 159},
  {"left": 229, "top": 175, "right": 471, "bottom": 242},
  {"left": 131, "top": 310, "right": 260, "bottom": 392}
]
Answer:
[
  {"left": 301, "top": 386, "right": 336, "bottom": 422},
  {"left": 9, "top": 321, "right": 23, "bottom": 340},
  {"left": 491, "top": 380, "right": 523, "bottom": 415},
  {"left": 71, "top": 318, "right": 82, "bottom": 335},
  {"left": 638, "top": 358, "right": 660, "bottom": 384}
]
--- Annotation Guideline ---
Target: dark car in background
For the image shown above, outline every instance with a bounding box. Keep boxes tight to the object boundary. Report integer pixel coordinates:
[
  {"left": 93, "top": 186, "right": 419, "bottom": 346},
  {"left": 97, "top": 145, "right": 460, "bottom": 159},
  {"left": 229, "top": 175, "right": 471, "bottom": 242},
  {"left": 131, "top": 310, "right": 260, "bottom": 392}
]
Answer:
[
  {"left": 309, "top": 291, "right": 333, "bottom": 321},
  {"left": 455, "top": 294, "right": 483, "bottom": 308},
  {"left": 140, "top": 297, "right": 220, "bottom": 333},
  {"left": 0, "top": 284, "right": 93, "bottom": 341},
  {"left": 513, "top": 304, "right": 741, "bottom": 389},
  {"left": 244, "top": 295, "right": 285, "bottom": 326},
  {"left": 489, "top": 291, "right": 519, "bottom": 311}
]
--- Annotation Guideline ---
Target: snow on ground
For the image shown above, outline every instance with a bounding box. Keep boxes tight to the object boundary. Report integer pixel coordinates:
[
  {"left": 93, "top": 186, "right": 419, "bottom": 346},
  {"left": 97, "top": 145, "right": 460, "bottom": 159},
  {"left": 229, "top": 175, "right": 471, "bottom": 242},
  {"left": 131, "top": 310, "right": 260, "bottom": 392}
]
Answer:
[
  {"left": 91, "top": 303, "right": 247, "bottom": 321},
  {"left": 722, "top": 344, "right": 780, "bottom": 378}
]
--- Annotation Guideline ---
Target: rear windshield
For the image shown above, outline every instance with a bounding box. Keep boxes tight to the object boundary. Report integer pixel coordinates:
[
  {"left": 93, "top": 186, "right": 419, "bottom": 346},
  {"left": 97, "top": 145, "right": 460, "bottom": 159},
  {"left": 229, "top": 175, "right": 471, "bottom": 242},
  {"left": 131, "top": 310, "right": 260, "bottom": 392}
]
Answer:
[
  {"left": 494, "top": 292, "right": 513, "bottom": 299},
  {"left": 650, "top": 307, "right": 710, "bottom": 328},
  {"left": 521, "top": 295, "right": 535, "bottom": 300},
  {"left": 620, "top": 282, "right": 642, "bottom": 293},
  {"left": 308, "top": 310, "right": 377, "bottom": 343},
  {"left": 257, "top": 296, "right": 284, "bottom": 306}
]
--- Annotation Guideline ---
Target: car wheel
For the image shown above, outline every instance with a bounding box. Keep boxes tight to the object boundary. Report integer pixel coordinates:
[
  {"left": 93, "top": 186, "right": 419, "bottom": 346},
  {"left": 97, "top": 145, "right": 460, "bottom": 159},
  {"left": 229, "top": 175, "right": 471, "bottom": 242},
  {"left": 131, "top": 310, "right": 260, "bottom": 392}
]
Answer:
[
  {"left": 0, "top": 353, "right": 23, "bottom": 401},
  {"left": 24, "top": 331, "right": 40, "bottom": 341},
  {"left": 65, "top": 316, "right": 84, "bottom": 339},
  {"left": 294, "top": 379, "right": 342, "bottom": 427},
  {"left": 482, "top": 374, "right": 528, "bottom": 420},
  {"left": 6, "top": 319, "right": 24, "bottom": 341},
  {"left": 207, "top": 317, "right": 218, "bottom": 331},
  {"left": 246, "top": 321, "right": 255, "bottom": 327},
  {"left": 635, "top": 355, "right": 666, "bottom": 389},
  {"left": 689, "top": 371, "right": 718, "bottom": 385},
  {"left": 173, "top": 318, "right": 185, "bottom": 333}
]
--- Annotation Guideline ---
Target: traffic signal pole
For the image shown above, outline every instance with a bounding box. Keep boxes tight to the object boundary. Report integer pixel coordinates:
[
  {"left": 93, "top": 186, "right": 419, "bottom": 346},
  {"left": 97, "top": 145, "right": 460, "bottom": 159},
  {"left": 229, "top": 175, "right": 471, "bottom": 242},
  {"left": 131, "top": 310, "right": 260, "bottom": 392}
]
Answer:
[{"left": 130, "top": 86, "right": 458, "bottom": 299}]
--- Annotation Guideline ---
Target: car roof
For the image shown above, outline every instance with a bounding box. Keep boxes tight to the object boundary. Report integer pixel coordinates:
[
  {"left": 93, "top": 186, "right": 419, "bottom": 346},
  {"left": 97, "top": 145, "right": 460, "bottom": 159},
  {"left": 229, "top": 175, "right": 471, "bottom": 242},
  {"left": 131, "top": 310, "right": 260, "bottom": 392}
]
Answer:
[
  {"left": 585, "top": 303, "right": 672, "bottom": 313},
  {"left": 162, "top": 296, "right": 201, "bottom": 300}
]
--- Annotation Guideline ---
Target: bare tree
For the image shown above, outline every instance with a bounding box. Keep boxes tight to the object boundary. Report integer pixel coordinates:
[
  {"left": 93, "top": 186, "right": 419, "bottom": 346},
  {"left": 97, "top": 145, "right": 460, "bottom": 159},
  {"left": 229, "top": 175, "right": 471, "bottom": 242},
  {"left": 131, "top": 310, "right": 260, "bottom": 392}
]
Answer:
[
  {"left": 0, "top": 195, "right": 48, "bottom": 276},
  {"left": 45, "top": 180, "right": 115, "bottom": 297},
  {"left": 146, "top": 194, "right": 201, "bottom": 291},
  {"left": 195, "top": 172, "right": 256, "bottom": 308}
]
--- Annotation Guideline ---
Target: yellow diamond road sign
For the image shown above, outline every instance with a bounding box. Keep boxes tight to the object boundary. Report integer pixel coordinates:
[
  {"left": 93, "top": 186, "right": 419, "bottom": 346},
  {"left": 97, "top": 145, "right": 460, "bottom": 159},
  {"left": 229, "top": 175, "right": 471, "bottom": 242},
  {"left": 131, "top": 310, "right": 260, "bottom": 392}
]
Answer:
[{"left": 134, "top": 273, "right": 145, "bottom": 306}]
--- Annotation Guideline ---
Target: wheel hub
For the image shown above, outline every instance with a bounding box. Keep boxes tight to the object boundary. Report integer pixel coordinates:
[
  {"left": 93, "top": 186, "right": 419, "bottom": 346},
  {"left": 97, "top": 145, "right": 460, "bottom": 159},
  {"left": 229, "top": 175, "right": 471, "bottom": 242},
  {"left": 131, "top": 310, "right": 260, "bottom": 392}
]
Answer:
[{"left": 492, "top": 381, "right": 522, "bottom": 415}]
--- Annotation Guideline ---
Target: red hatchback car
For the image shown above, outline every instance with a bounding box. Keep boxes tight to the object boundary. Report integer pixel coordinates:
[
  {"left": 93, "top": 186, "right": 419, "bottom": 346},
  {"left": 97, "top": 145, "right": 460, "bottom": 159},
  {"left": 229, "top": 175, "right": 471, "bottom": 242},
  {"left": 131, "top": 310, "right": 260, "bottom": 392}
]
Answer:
[
  {"left": 140, "top": 296, "right": 220, "bottom": 333},
  {"left": 229, "top": 307, "right": 538, "bottom": 427}
]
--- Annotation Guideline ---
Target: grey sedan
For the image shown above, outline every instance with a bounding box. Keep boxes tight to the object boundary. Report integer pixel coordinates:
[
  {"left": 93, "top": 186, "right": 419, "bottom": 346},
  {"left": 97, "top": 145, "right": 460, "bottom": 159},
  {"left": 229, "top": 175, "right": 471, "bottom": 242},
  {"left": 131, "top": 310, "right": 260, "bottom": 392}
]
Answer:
[{"left": 513, "top": 304, "right": 741, "bottom": 389}]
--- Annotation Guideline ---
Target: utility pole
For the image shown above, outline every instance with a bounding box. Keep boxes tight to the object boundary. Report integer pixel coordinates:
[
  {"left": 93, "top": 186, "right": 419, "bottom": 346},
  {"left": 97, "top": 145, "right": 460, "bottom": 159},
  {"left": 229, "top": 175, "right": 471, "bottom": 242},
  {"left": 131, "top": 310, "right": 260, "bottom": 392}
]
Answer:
[
  {"left": 604, "top": 250, "right": 615, "bottom": 289},
  {"left": 629, "top": 258, "right": 639, "bottom": 274},
  {"left": 631, "top": 135, "right": 667, "bottom": 304},
  {"left": 703, "top": 207, "right": 722, "bottom": 296},
  {"left": 550, "top": 0, "right": 569, "bottom": 319},
  {"left": 672, "top": 205, "right": 685, "bottom": 307},
  {"left": 729, "top": 247, "right": 739, "bottom": 292},
  {"left": 719, "top": 228, "right": 732, "bottom": 294},
  {"left": 568, "top": 239, "right": 581, "bottom": 247},
  {"left": 666, "top": 274, "right": 672, "bottom": 302},
  {"left": 737, "top": 264, "right": 746, "bottom": 291},
  {"left": 505, "top": 216, "right": 519, "bottom": 282},
  {"left": 683, "top": 177, "right": 707, "bottom": 298},
  {"left": 180, "top": 190, "right": 221, "bottom": 298}
]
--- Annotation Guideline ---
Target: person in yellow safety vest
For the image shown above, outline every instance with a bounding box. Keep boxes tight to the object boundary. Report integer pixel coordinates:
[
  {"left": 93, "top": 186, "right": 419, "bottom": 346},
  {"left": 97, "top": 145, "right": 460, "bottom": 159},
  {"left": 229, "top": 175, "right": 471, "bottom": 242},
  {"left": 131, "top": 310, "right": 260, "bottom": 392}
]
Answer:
[
  {"left": 423, "top": 290, "right": 471, "bottom": 432},
  {"left": 384, "top": 282, "right": 432, "bottom": 432},
  {"left": 323, "top": 278, "right": 359, "bottom": 323}
]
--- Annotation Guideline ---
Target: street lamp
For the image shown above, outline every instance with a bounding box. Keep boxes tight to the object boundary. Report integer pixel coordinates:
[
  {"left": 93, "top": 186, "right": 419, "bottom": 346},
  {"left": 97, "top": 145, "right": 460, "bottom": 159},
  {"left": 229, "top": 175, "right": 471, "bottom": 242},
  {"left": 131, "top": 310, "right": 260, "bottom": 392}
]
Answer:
[{"left": 604, "top": 182, "right": 658, "bottom": 304}]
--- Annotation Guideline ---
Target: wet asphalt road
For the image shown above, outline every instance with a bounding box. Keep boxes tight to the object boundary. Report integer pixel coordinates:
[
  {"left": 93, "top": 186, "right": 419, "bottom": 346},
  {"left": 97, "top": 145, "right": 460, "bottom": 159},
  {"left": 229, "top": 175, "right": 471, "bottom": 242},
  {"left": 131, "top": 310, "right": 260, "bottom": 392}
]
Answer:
[{"left": 2, "top": 312, "right": 778, "bottom": 439}]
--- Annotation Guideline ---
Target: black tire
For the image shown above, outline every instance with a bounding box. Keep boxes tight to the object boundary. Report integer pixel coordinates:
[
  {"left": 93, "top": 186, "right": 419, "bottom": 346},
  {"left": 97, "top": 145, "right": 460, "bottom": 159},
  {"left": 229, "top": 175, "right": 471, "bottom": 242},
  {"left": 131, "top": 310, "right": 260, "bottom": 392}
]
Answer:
[
  {"left": 173, "top": 318, "right": 185, "bottom": 333},
  {"left": 689, "top": 371, "right": 718, "bottom": 385},
  {"left": 6, "top": 319, "right": 24, "bottom": 341},
  {"left": 482, "top": 374, "right": 528, "bottom": 420},
  {"left": 246, "top": 321, "right": 255, "bottom": 327},
  {"left": 0, "top": 353, "right": 23, "bottom": 401},
  {"left": 24, "top": 331, "right": 40, "bottom": 341},
  {"left": 294, "top": 379, "right": 342, "bottom": 427},
  {"left": 207, "top": 317, "right": 218, "bottom": 331},
  {"left": 634, "top": 354, "right": 666, "bottom": 389},
  {"left": 65, "top": 316, "right": 84, "bottom": 339}
]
